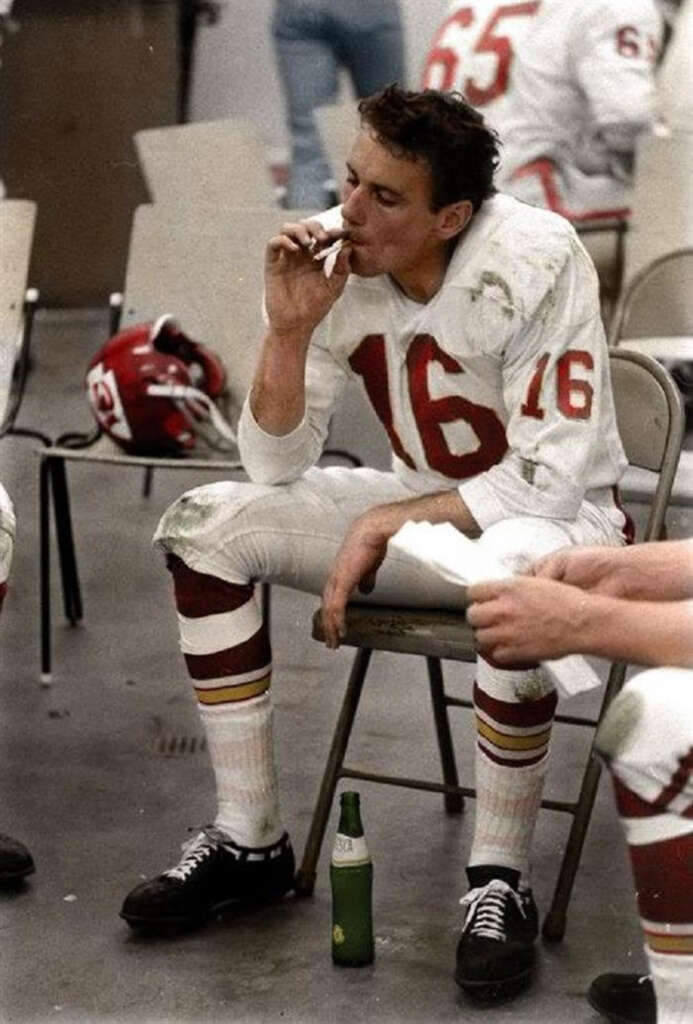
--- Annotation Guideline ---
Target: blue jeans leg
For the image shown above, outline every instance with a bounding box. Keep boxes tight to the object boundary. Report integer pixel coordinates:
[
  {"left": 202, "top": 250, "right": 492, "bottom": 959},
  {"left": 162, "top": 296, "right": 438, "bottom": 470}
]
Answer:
[{"left": 272, "top": 32, "right": 339, "bottom": 209}]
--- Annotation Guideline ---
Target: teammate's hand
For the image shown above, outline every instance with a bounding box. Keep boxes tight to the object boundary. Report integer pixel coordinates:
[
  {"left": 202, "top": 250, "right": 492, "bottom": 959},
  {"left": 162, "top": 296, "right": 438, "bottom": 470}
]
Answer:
[
  {"left": 529, "top": 545, "right": 629, "bottom": 597},
  {"left": 265, "top": 219, "right": 351, "bottom": 338},
  {"left": 320, "top": 515, "right": 389, "bottom": 649},
  {"left": 467, "top": 576, "right": 590, "bottom": 663}
]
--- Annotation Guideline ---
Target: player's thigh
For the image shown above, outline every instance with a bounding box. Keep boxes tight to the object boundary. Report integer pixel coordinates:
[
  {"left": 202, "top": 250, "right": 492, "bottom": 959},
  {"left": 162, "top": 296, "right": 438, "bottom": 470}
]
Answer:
[{"left": 154, "top": 466, "right": 413, "bottom": 591}]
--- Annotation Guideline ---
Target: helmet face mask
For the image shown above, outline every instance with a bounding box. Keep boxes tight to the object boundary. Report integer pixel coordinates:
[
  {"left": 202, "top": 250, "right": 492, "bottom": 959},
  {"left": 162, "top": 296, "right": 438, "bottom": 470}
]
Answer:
[{"left": 85, "top": 316, "right": 236, "bottom": 456}]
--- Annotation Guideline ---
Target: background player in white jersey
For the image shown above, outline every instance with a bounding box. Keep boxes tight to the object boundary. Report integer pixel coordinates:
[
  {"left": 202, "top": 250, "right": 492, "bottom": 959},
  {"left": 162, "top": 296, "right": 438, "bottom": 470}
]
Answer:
[
  {"left": 422, "top": 0, "right": 542, "bottom": 138},
  {"left": 424, "top": 0, "right": 662, "bottom": 219},
  {"left": 495, "top": 0, "right": 663, "bottom": 221},
  {"left": 0, "top": 482, "right": 35, "bottom": 884},
  {"left": 120, "top": 85, "right": 630, "bottom": 1002},
  {"left": 467, "top": 538, "right": 693, "bottom": 1023}
]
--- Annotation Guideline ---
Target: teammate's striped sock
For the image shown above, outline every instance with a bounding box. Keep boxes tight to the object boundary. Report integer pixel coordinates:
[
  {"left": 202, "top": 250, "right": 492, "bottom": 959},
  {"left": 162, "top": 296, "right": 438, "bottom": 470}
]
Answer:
[
  {"left": 469, "top": 659, "right": 557, "bottom": 880},
  {"left": 613, "top": 775, "right": 693, "bottom": 1024},
  {"left": 167, "top": 554, "right": 283, "bottom": 849}
]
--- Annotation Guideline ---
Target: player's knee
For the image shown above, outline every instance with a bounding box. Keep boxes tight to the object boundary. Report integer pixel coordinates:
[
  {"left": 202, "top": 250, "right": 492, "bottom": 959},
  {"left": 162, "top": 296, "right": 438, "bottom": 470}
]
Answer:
[
  {"left": 153, "top": 479, "right": 274, "bottom": 561},
  {"left": 594, "top": 668, "right": 678, "bottom": 764},
  {"left": 477, "top": 516, "right": 571, "bottom": 576}
]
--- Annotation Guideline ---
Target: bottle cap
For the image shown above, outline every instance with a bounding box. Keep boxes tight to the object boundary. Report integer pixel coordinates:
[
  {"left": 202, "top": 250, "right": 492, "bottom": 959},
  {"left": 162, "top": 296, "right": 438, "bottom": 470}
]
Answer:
[{"left": 340, "top": 790, "right": 360, "bottom": 805}]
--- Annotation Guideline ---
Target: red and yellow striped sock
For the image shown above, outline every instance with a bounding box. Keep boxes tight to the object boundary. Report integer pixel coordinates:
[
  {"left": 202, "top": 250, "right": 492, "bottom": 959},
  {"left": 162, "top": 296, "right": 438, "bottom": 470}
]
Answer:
[
  {"left": 614, "top": 774, "right": 693, "bottom": 1023},
  {"left": 168, "top": 554, "right": 283, "bottom": 848},
  {"left": 469, "top": 659, "right": 557, "bottom": 880}
]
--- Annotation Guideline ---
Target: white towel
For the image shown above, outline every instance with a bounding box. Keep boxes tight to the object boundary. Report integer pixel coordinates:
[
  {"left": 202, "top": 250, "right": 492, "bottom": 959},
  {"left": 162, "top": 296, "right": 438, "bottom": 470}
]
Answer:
[{"left": 389, "top": 521, "right": 603, "bottom": 698}]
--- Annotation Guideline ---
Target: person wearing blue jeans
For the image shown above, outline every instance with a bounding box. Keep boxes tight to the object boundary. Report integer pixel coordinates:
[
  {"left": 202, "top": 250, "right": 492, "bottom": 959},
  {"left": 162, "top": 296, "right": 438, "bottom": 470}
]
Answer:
[{"left": 271, "top": 0, "right": 405, "bottom": 209}]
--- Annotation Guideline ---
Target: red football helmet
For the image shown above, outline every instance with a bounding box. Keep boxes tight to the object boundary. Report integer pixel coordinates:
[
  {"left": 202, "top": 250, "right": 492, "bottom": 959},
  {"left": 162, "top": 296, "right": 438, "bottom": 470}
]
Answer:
[{"left": 85, "top": 315, "right": 236, "bottom": 456}]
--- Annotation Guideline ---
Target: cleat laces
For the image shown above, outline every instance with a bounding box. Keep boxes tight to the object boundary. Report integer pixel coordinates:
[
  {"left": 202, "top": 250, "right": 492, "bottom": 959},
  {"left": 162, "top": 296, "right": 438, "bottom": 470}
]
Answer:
[
  {"left": 460, "top": 879, "right": 526, "bottom": 941},
  {"left": 164, "top": 826, "right": 236, "bottom": 882}
]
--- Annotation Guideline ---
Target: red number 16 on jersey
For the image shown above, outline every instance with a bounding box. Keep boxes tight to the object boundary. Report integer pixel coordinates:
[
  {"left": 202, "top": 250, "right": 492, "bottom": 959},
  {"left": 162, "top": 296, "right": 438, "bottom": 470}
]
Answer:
[{"left": 349, "top": 334, "right": 594, "bottom": 481}]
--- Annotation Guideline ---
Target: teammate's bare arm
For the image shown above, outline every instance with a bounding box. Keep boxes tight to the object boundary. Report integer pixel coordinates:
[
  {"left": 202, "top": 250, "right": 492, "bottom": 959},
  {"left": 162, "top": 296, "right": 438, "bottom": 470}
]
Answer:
[
  {"left": 467, "top": 575, "right": 693, "bottom": 669},
  {"left": 532, "top": 539, "right": 693, "bottom": 602}
]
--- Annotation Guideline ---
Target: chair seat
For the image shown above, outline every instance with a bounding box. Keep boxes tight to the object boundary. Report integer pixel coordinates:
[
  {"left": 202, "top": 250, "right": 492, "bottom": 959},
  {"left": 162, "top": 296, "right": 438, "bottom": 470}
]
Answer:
[
  {"left": 311, "top": 603, "right": 475, "bottom": 662},
  {"left": 42, "top": 436, "right": 244, "bottom": 472}
]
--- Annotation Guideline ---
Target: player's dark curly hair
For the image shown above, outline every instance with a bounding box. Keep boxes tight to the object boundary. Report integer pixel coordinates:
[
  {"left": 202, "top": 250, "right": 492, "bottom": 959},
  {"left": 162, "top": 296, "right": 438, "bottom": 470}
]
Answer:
[{"left": 358, "top": 84, "right": 500, "bottom": 213}]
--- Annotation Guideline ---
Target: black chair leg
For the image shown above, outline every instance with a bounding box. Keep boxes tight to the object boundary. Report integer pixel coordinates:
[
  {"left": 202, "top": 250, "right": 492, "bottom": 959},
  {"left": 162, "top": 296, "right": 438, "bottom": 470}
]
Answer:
[
  {"left": 542, "top": 753, "right": 603, "bottom": 943},
  {"left": 39, "top": 457, "right": 52, "bottom": 684},
  {"left": 543, "top": 659, "right": 629, "bottom": 942},
  {"left": 142, "top": 467, "right": 154, "bottom": 498},
  {"left": 427, "top": 656, "right": 464, "bottom": 814},
  {"left": 294, "top": 646, "right": 372, "bottom": 896},
  {"left": 49, "top": 457, "right": 83, "bottom": 624}
]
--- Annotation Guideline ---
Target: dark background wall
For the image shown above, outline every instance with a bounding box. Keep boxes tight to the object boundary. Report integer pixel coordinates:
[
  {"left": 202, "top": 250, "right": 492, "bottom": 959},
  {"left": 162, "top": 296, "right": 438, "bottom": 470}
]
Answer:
[{"left": 0, "top": 1, "right": 179, "bottom": 306}]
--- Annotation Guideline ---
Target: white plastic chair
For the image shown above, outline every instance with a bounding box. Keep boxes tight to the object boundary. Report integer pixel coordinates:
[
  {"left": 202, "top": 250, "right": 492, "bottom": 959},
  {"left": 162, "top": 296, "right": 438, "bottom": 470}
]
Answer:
[
  {"left": 0, "top": 200, "right": 40, "bottom": 442},
  {"left": 38, "top": 204, "right": 361, "bottom": 682}
]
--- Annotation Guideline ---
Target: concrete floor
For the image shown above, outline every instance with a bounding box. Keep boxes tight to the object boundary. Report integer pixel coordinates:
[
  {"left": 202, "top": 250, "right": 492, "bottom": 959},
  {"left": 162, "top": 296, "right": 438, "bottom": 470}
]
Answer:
[{"left": 0, "top": 310, "right": 691, "bottom": 1024}]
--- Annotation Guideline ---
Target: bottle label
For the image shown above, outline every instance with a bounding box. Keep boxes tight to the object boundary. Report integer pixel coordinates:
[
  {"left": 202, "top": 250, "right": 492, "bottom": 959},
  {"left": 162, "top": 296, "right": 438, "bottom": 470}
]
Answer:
[{"left": 331, "top": 833, "right": 370, "bottom": 867}]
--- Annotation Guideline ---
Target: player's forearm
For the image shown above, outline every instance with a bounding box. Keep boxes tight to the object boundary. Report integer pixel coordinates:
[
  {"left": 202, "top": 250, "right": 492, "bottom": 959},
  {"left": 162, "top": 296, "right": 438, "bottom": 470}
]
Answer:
[
  {"left": 365, "top": 489, "right": 481, "bottom": 546},
  {"left": 249, "top": 327, "right": 312, "bottom": 435},
  {"left": 577, "top": 595, "right": 693, "bottom": 668}
]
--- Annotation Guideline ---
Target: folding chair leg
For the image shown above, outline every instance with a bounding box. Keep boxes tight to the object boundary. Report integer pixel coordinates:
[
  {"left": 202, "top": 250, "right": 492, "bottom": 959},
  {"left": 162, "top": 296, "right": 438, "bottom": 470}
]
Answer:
[
  {"left": 427, "top": 656, "right": 464, "bottom": 814},
  {"left": 49, "top": 457, "right": 83, "bottom": 624},
  {"left": 542, "top": 753, "right": 603, "bottom": 943},
  {"left": 294, "top": 646, "right": 372, "bottom": 897},
  {"left": 39, "top": 457, "right": 52, "bottom": 684},
  {"left": 142, "top": 467, "right": 154, "bottom": 498}
]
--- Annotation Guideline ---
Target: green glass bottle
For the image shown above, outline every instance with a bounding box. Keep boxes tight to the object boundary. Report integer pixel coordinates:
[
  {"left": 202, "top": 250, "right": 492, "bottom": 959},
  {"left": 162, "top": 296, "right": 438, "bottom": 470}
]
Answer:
[{"left": 330, "top": 790, "right": 374, "bottom": 966}]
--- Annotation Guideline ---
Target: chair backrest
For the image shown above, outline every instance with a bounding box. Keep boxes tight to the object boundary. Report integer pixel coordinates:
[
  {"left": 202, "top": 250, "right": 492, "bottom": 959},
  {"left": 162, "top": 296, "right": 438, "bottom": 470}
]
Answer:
[
  {"left": 0, "top": 200, "right": 37, "bottom": 435},
  {"left": 608, "top": 348, "right": 685, "bottom": 538},
  {"left": 608, "top": 248, "right": 693, "bottom": 344},
  {"left": 624, "top": 128, "right": 693, "bottom": 285},
  {"left": 118, "top": 204, "right": 308, "bottom": 424},
  {"left": 134, "top": 118, "right": 276, "bottom": 208}
]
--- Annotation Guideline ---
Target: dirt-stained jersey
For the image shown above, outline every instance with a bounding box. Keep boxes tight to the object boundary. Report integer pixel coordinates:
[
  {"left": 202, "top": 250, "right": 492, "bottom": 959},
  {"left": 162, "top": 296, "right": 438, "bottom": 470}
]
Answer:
[
  {"left": 496, "top": 0, "right": 662, "bottom": 192},
  {"left": 422, "top": 0, "right": 544, "bottom": 136},
  {"left": 239, "top": 195, "right": 627, "bottom": 530}
]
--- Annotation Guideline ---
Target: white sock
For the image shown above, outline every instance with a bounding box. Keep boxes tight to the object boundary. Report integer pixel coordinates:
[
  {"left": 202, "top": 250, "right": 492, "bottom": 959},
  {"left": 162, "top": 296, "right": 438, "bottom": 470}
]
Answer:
[
  {"left": 469, "top": 660, "right": 556, "bottom": 883},
  {"left": 201, "top": 692, "right": 283, "bottom": 848},
  {"left": 646, "top": 948, "right": 693, "bottom": 1024}
]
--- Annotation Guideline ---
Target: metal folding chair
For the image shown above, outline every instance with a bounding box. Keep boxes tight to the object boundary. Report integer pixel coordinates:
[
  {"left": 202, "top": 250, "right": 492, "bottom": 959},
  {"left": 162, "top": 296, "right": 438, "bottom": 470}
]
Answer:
[
  {"left": 609, "top": 248, "right": 693, "bottom": 509},
  {"left": 296, "top": 349, "right": 685, "bottom": 944}
]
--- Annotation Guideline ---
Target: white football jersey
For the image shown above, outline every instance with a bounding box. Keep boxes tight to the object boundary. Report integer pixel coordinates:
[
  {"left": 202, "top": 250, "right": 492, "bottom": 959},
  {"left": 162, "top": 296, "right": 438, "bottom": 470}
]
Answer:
[
  {"left": 422, "top": 0, "right": 545, "bottom": 136},
  {"left": 240, "top": 196, "right": 627, "bottom": 531},
  {"left": 496, "top": 0, "right": 663, "bottom": 194}
]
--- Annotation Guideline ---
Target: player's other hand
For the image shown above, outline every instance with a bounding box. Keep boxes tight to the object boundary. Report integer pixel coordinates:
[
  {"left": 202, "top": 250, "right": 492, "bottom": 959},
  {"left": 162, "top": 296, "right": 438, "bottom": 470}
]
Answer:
[
  {"left": 265, "top": 219, "right": 351, "bottom": 338},
  {"left": 320, "top": 514, "right": 389, "bottom": 649},
  {"left": 529, "top": 545, "right": 629, "bottom": 598},
  {"left": 467, "top": 576, "right": 590, "bottom": 663}
]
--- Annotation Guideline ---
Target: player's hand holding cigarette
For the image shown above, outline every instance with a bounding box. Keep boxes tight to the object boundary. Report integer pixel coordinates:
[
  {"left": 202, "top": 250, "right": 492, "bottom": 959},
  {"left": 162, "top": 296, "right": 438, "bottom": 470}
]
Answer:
[{"left": 264, "top": 218, "right": 352, "bottom": 339}]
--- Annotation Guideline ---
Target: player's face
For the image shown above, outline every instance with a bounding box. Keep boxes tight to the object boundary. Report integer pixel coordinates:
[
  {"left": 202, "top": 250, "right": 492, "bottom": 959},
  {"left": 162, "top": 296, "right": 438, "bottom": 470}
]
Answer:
[{"left": 341, "top": 130, "right": 455, "bottom": 299}]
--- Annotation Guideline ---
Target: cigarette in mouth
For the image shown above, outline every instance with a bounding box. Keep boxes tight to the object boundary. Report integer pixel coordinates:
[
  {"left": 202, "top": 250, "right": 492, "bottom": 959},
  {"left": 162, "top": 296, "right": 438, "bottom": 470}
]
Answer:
[{"left": 312, "top": 237, "right": 345, "bottom": 262}]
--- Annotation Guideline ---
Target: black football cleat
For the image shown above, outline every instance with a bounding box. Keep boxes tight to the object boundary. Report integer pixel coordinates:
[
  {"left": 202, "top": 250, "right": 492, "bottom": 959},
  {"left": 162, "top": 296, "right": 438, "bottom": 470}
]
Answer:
[
  {"left": 120, "top": 826, "right": 294, "bottom": 931},
  {"left": 0, "top": 832, "right": 35, "bottom": 883},
  {"left": 587, "top": 973, "right": 656, "bottom": 1024},
  {"left": 455, "top": 865, "right": 538, "bottom": 1002}
]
